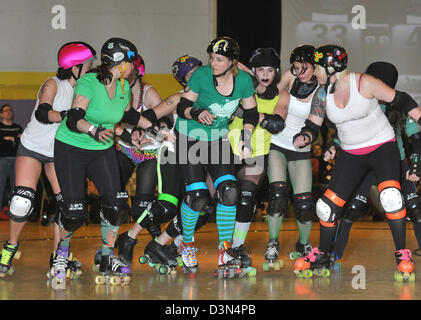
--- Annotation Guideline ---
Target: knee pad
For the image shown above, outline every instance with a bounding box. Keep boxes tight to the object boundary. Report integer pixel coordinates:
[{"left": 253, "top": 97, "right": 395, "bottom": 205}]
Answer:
[
  {"left": 130, "top": 198, "right": 151, "bottom": 221},
  {"left": 215, "top": 178, "right": 240, "bottom": 206},
  {"left": 166, "top": 214, "right": 183, "bottom": 239},
  {"left": 8, "top": 187, "right": 35, "bottom": 222},
  {"left": 184, "top": 187, "right": 211, "bottom": 212},
  {"left": 53, "top": 193, "right": 65, "bottom": 225},
  {"left": 149, "top": 200, "right": 178, "bottom": 225},
  {"left": 406, "top": 194, "right": 421, "bottom": 223},
  {"left": 344, "top": 194, "right": 367, "bottom": 222},
  {"left": 267, "top": 181, "right": 289, "bottom": 218},
  {"left": 58, "top": 199, "right": 87, "bottom": 232},
  {"left": 236, "top": 180, "right": 257, "bottom": 223},
  {"left": 316, "top": 189, "right": 345, "bottom": 224},
  {"left": 378, "top": 181, "right": 405, "bottom": 220},
  {"left": 100, "top": 192, "right": 130, "bottom": 226},
  {"left": 292, "top": 192, "right": 315, "bottom": 224}
]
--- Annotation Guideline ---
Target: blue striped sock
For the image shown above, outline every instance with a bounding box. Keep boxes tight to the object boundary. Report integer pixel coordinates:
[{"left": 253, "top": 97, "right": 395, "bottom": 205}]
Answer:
[
  {"left": 181, "top": 201, "right": 200, "bottom": 243},
  {"left": 216, "top": 203, "right": 236, "bottom": 246}
]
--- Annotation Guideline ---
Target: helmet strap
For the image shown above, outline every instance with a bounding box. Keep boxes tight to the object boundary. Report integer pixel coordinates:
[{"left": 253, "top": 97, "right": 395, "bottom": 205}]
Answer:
[{"left": 118, "top": 62, "right": 129, "bottom": 94}]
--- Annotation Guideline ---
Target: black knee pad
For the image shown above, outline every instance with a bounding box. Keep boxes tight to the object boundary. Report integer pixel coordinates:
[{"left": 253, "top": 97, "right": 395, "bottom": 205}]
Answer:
[
  {"left": 166, "top": 215, "right": 183, "bottom": 239},
  {"left": 267, "top": 181, "right": 289, "bottom": 218},
  {"left": 100, "top": 192, "right": 129, "bottom": 226},
  {"left": 236, "top": 180, "right": 257, "bottom": 223},
  {"left": 215, "top": 179, "right": 240, "bottom": 206},
  {"left": 406, "top": 194, "right": 421, "bottom": 223},
  {"left": 344, "top": 195, "right": 367, "bottom": 222},
  {"left": 184, "top": 188, "right": 211, "bottom": 212},
  {"left": 58, "top": 199, "right": 87, "bottom": 232},
  {"left": 293, "top": 192, "right": 315, "bottom": 224},
  {"left": 8, "top": 186, "right": 36, "bottom": 222},
  {"left": 130, "top": 198, "right": 151, "bottom": 221},
  {"left": 149, "top": 200, "right": 178, "bottom": 225}
]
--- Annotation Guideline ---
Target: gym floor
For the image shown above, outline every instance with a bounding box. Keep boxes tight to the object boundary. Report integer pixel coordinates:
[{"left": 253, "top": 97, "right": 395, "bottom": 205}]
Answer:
[{"left": 0, "top": 219, "right": 419, "bottom": 301}]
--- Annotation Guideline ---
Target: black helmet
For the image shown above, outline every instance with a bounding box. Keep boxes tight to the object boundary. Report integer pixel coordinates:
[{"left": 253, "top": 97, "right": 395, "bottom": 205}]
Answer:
[
  {"left": 207, "top": 36, "right": 240, "bottom": 60},
  {"left": 290, "top": 45, "right": 315, "bottom": 65},
  {"left": 314, "top": 44, "right": 348, "bottom": 75},
  {"left": 101, "top": 38, "right": 138, "bottom": 66},
  {"left": 365, "top": 61, "right": 398, "bottom": 89},
  {"left": 249, "top": 47, "right": 280, "bottom": 71}
]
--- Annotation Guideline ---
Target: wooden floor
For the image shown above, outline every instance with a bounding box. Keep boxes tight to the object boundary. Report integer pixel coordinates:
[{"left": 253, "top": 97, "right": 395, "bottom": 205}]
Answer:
[{"left": 0, "top": 219, "right": 420, "bottom": 301}]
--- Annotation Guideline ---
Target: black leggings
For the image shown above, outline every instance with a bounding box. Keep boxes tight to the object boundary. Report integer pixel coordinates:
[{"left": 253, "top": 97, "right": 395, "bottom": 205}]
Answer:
[{"left": 54, "top": 140, "right": 121, "bottom": 199}]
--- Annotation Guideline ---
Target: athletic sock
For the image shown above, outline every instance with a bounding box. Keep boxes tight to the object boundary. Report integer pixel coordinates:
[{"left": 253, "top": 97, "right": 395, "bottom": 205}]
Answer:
[
  {"left": 267, "top": 215, "right": 283, "bottom": 240},
  {"left": 180, "top": 201, "right": 200, "bottom": 243},
  {"left": 232, "top": 221, "right": 251, "bottom": 248},
  {"left": 100, "top": 220, "right": 119, "bottom": 256},
  {"left": 216, "top": 203, "right": 236, "bottom": 246}
]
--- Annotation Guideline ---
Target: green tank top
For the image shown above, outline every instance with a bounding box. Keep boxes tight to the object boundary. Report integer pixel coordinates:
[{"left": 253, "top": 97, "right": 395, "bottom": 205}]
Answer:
[
  {"left": 55, "top": 73, "right": 131, "bottom": 150},
  {"left": 229, "top": 93, "right": 278, "bottom": 157}
]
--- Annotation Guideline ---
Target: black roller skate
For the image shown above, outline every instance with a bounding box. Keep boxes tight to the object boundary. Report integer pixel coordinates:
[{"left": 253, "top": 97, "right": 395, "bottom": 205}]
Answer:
[
  {"left": 168, "top": 241, "right": 183, "bottom": 267},
  {"left": 49, "top": 246, "right": 70, "bottom": 289},
  {"left": 289, "top": 241, "right": 312, "bottom": 260},
  {"left": 0, "top": 242, "right": 21, "bottom": 278},
  {"left": 92, "top": 249, "right": 103, "bottom": 273},
  {"left": 180, "top": 241, "right": 199, "bottom": 276},
  {"left": 139, "top": 239, "right": 178, "bottom": 275},
  {"left": 214, "top": 241, "right": 255, "bottom": 279},
  {"left": 95, "top": 255, "right": 131, "bottom": 286},
  {"left": 47, "top": 249, "right": 82, "bottom": 280},
  {"left": 394, "top": 249, "right": 415, "bottom": 282},
  {"left": 293, "top": 247, "right": 331, "bottom": 279},
  {"left": 263, "top": 240, "right": 284, "bottom": 271},
  {"left": 232, "top": 245, "right": 257, "bottom": 278},
  {"left": 115, "top": 231, "right": 137, "bottom": 266}
]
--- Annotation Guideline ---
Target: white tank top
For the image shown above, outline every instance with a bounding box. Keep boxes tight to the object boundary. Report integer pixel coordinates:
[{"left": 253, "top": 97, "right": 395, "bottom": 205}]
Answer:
[
  {"left": 270, "top": 89, "right": 316, "bottom": 152},
  {"left": 326, "top": 73, "right": 394, "bottom": 150},
  {"left": 117, "top": 84, "right": 161, "bottom": 150},
  {"left": 20, "top": 77, "right": 73, "bottom": 157}
]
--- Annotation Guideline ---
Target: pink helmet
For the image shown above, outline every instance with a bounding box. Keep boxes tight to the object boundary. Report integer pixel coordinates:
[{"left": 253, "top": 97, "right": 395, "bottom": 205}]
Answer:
[
  {"left": 133, "top": 55, "right": 145, "bottom": 76},
  {"left": 57, "top": 41, "right": 96, "bottom": 70}
]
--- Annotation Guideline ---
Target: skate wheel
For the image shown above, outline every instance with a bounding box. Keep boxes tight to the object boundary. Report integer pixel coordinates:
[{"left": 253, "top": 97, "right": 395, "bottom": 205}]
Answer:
[
  {"left": 247, "top": 267, "right": 257, "bottom": 277},
  {"left": 319, "top": 268, "right": 330, "bottom": 278},
  {"left": 159, "top": 265, "right": 169, "bottom": 275},
  {"left": 122, "top": 276, "right": 131, "bottom": 284},
  {"left": 139, "top": 256, "right": 148, "bottom": 264},
  {"left": 262, "top": 262, "right": 269, "bottom": 272},
  {"left": 110, "top": 276, "right": 120, "bottom": 286},
  {"left": 214, "top": 270, "right": 221, "bottom": 279},
  {"left": 170, "top": 269, "right": 177, "bottom": 276},
  {"left": 176, "top": 257, "right": 183, "bottom": 267},
  {"left": 274, "top": 261, "right": 283, "bottom": 271},
  {"left": 300, "top": 269, "right": 313, "bottom": 279},
  {"left": 333, "top": 262, "right": 342, "bottom": 273},
  {"left": 95, "top": 275, "right": 105, "bottom": 285},
  {"left": 289, "top": 252, "right": 299, "bottom": 260},
  {"left": 228, "top": 268, "right": 235, "bottom": 279}
]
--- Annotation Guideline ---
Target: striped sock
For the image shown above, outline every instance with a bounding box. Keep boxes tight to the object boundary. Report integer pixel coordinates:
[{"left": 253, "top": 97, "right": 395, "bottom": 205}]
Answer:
[
  {"left": 216, "top": 203, "right": 236, "bottom": 246},
  {"left": 232, "top": 221, "right": 251, "bottom": 248},
  {"left": 180, "top": 201, "right": 200, "bottom": 243}
]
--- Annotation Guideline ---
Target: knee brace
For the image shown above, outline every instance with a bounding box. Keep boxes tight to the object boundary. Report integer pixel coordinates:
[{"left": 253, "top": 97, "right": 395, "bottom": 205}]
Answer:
[
  {"left": 58, "top": 199, "right": 87, "bottom": 232},
  {"left": 215, "top": 176, "right": 240, "bottom": 206},
  {"left": 378, "top": 180, "right": 406, "bottom": 220},
  {"left": 406, "top": 194, "right": 421, "bottom": 223},
  {"left": 236, "top": 180, "right": 257, "bottom": 223},
  {"left": 316, "top": 189, "right": 345, "bottom": 225},
  {"left": 100, "top": 192, "right": 129, "bottom": 226},
  {"left": 8, "top": 186, "right": 36, "bottom": 222},
  {"left": 267, "top": 181, "right": 289, "bottom": 218},
  {"left": 344, "top": 194, "right": 367, "bottom": 222},
  {"left": 292, "top": 192, "right": 315, "bottom": 224},
  {"left": 184, "top": 183, "right": 211, "bottom": 212}
]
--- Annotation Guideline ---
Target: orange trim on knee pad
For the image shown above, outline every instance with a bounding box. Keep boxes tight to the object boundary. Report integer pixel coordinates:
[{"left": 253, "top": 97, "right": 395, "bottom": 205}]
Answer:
[
  {"left": 319, "top": 219, "right": 336, "bottom": 227},
  {"left": 386, "top": 208, "right": 407, "bottom": 220},
  {"left": 378, "top": 180, "right": 401, "bottom": 192},
  {"left": 324, "top": 189, "right": 345, "bottom": 208}
]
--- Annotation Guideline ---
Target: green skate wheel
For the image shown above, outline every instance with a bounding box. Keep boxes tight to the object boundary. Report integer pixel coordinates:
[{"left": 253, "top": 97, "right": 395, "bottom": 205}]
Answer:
[
  {"left": 409, "top": 273, "right": 416, "bottom": 282},
  {"left": 394, "top": 272, "right": 403, "bottom": 282},
  {"left": 289, "top": 252, "right": 299, "bottom": 260},
  {"left": 95, "top": 275, "right": 105, "bottom": 285},
  {"left": 320, "top": 268, "right": 330, "bottom": 278},
  {"left": 176, "top": 256, "right": 183, "bottom": 267},
  {"left": 301, "top": 269, "right": 313, "bottom": 279},
  {"left": 262, "top": 262, "right": 269, "bottom": 272},
  {"left": 139, "top": 256, "right": 148, "bottom": 264},
  {"left": 248, "top": 267, "right": 257, "bottom": 277},
  {"left": 159, "top": 265, "right": 169, "bottom": 275}
]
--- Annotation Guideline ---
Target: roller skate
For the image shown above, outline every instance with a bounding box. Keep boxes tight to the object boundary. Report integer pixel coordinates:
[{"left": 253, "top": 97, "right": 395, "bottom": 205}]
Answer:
[
  {"left": 92, "top": 249, "right": 103, "bottom": 272},
  {"left": 49, "top": 246, "right": 70, "bottom": 289},
  {"left": 232, "top": 245, "right": 257, "bottom": 278},
  {"left": 139, "top": 239, "right": 178, "bottom": 275},
  {"left": 263, "top": 240, "right": 284, "bottom": 271},
  {"left": 0, "top": 242, "right": 21, "bottom": 278},
  {"left": 115, "top": 231, "right": 137, "bottom": 266},
  {"left": 394, "top": 249, "right": 415, "bottom": 282},
  {"left": 168, "top": 241, "right": 183, "bottom": 267},
  {"left": 289, "top": 241, "right": 312, "bottom": 260},
  {"left": 94, "top": 254, "right": 131, "bottom": 286},
  {"left": 214, "top": 241, "right": 255, "bottom": 279},
  {"left": 293, "top": 247, "right": 331, "bottom": 279},
  {"left": 47, "top": 250, "right": 82, "bottom": 280},
  {"left": 180, "top": 241, "right": 199, "bottom": 276}
]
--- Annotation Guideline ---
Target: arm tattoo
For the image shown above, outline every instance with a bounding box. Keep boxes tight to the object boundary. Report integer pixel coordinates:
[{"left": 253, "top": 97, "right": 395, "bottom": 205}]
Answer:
[{"left": 310, "top": 86, "right": 327, "bottom": 119}]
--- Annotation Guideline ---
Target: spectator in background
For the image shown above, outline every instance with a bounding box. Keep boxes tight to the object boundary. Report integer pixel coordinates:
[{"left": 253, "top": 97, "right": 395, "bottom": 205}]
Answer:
[{"left": 0, "top": 104, "right": 23, "bottom": 220}]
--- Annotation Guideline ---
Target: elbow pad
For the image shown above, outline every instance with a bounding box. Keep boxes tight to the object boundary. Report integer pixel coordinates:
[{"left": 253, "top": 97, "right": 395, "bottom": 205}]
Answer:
[
  {"left": 141, "top": 108, "right": 158, "bottom": 124},
  {"left": 35, "top": 103, "right": 53, "bottom": 124},
  {"left": 243, "top": 106, "right": 259, "bottom": 126},
  {"left": 121, "top": 108, "right": 140, "bottom": 125},
  {"left": 260, "top": 114, "right": 285, "bottom": 134},
  {"left": 176, "top": 97, "right": 194, "bottom": 119},
  {"left": 391, "top": 91, "right": 418, "bottom": 114},
  {"left": 66, "top": 108, "right": 86, "bottom": 132}
]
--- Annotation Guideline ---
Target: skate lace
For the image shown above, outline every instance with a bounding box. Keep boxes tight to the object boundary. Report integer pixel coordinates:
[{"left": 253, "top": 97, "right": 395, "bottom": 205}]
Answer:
[
  {"left": 53, "top": 252, "right": 68, "bottom": 270},
  {"left": 305, "top": 248, "right": 322, "bottom": 263},
  {"left": 0, "top": 247, "right": 13, "bottom": 265},
  {"left": 110, "top": 256, "right": 127, "bottom": 272},
  {"left": 266, "top": 244, "right": 279, "bottom": 256},
  {"left": 182, "top": 246, "right": 198, "bottom": 267},
  {"left": 396, "top": 249, "right": 412, "bottom": 261}
]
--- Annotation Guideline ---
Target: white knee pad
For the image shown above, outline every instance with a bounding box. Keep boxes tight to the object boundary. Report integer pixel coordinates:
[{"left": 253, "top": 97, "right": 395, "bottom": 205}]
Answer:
[
  {"left": 316, "top": 197, "right": 336, "bottom": 222},
  {"left": 9, "top": 187, "right": 35, "bottom": 222},
  {"left": 379, "top": 187, "right": 404, "bottom": 213}
]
